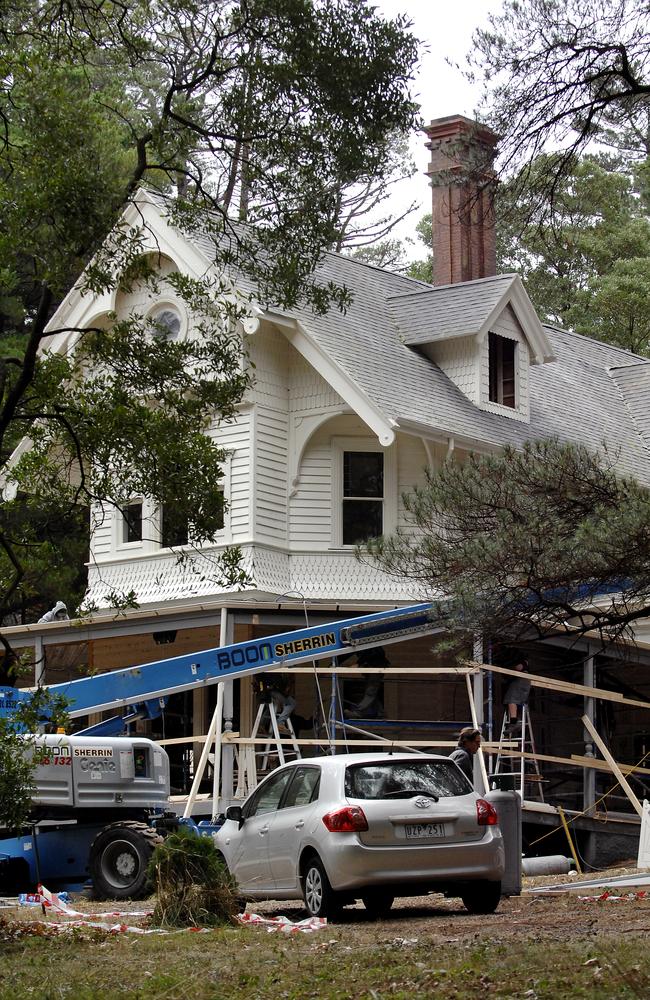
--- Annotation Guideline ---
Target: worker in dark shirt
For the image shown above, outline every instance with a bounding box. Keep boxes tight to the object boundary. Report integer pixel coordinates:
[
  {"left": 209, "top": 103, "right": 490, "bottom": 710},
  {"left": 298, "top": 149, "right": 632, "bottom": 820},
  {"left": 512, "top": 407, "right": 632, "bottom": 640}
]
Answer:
[
  {"left": 450, "top": 727, "right": 482, "bottom": 786},
  {"left": 503, "top": 659, "right": 531, "bottom": 733}
]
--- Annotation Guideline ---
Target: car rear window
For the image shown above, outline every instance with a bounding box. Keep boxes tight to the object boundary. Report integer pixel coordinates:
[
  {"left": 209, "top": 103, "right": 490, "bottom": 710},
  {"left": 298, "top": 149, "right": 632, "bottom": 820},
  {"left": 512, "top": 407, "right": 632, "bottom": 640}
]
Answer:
[{"left": 344, "top": 760, "right": 471, "bottom": 799}]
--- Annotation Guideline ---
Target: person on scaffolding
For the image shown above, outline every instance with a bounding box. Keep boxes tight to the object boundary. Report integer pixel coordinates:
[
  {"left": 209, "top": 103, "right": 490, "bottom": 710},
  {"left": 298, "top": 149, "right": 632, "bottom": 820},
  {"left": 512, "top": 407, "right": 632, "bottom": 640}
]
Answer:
[
  {"left": 255, "top": 674, "right": 313, "bottom": 736},
  {"left": 503, "top": 659, "right": 531, "bottom": 735},
  {"left": 345, "top": 647, "right": 388, "bottom": 719}
]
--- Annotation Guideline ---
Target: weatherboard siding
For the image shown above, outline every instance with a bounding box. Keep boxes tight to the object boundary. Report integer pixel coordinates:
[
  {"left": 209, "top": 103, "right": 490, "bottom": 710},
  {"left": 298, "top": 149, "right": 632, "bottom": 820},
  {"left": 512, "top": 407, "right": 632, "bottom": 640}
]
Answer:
[
  {"left": 255, "top": 407, "right": 289, "bottom": 544},
  {"left": 210, "top": 411, "right": 251, "bottom": 541}
]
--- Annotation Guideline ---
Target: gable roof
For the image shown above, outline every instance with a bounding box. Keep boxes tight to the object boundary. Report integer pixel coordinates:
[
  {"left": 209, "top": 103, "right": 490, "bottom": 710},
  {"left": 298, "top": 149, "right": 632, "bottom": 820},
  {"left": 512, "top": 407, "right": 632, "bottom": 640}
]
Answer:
[
  {"left": 47, "top": 190, "right": 650, "bottom": 488},
  {"left": 387, "top": 273, "right": 555, "bottom": 365},
  {"left": 276, "top": 254, "right": 650, "bottom": 485}
]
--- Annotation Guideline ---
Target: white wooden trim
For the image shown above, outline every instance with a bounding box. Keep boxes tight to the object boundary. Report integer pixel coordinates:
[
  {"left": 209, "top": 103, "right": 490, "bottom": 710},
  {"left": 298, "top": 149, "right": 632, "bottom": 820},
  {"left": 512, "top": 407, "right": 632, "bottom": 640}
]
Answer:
[{"left": 279, "top": 319, "right": 397, "bottom": 447}]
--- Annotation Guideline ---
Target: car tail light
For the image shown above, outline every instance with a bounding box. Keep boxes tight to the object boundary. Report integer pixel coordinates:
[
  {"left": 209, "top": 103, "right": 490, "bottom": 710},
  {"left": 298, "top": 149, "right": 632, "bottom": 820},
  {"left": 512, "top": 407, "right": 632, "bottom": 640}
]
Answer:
[
  {"left": 322, "top": 805, "right": 369, "bottom": 832},
  {"left": 476, "top": 799, "right": 498, "bottom": 826}
]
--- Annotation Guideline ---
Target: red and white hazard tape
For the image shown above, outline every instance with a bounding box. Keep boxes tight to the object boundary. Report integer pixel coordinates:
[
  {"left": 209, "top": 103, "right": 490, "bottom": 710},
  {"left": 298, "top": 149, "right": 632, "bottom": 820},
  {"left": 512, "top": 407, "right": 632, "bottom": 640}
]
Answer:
[
  {"left": 579, "top": 890, "right": 648, "bottom": 902},
  {"left": 13, "top": 885, "right": 328, "bottom": 935},
  {"left": 239, "top": 912, "right": 327, "bottom": 933}
]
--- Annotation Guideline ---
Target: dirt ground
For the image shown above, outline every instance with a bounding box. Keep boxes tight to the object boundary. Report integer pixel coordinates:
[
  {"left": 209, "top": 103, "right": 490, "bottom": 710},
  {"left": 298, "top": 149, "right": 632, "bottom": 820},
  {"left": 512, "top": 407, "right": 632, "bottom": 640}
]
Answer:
[
  {"left": 249, "top": 866, "right": 650, "bottom": 943},
  {"left": 3, "top": 864, "right": 650, "bottom": 942}
]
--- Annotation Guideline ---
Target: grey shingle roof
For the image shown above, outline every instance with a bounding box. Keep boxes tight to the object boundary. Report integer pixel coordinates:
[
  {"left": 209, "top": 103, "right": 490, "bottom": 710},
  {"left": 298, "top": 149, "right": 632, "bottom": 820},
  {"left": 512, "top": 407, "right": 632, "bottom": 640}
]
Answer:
[
  {"left": 388, "top": 274, "right": 518, "bottom": 344},
  {"left": 158, "top": 193, "right": 650, "bottom": 487},
  {"left": 609, "top": 363, "right": 650, "bottom": 452},
  {"left": 285, "top": 254, "right": 650, "bottom": 485}
]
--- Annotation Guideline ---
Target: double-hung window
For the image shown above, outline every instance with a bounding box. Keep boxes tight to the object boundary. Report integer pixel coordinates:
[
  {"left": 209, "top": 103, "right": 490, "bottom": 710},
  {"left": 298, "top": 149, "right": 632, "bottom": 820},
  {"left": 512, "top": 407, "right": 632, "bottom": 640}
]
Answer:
[
  {"left": 342, "top": 450, "right": 384, "bottom": 545},
  {"left": 332, "top": 438, "right": 395, "bottom": 548}
]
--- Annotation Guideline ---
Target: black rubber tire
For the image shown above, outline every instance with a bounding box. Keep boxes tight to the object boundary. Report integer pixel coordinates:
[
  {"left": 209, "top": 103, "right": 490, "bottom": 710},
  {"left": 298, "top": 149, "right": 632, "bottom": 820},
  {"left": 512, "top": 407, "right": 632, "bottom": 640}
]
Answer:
[
  {"left": 89, "top": 821, "right": 163, "bottom": 901},
  {"left": 302, "top": 855, "right": 341, "bottom": 919},
  {"left": 361, "top": 890, "right": 395, "bottom": 919},
  {"left": 460, "top": 880, "right": 502, "bottom": 914}
]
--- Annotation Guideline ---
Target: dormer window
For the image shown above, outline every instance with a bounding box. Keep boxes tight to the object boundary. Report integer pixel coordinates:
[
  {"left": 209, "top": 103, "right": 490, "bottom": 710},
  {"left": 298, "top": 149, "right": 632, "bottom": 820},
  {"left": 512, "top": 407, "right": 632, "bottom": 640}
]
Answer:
[{"left": 488, "top": 332, "right": 516, "bottom": 408}]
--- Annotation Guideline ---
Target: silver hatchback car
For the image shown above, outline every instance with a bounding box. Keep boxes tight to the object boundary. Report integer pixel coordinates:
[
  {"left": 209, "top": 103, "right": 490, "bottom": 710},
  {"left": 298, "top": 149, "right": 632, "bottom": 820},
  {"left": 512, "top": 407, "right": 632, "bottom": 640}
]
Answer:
[{"left": 214, "top": 753, "right": 504, "bottom": 919}]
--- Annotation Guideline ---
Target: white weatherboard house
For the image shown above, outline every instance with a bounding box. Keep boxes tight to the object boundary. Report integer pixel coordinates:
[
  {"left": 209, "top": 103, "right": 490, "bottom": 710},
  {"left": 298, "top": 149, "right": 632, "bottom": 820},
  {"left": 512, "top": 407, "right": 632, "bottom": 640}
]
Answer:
[
  {"left": 11, "top": 117, "right": 650, "bottom": 860},
  {"left": 52, "top": 120, "right": 650, "bottom": 612}
]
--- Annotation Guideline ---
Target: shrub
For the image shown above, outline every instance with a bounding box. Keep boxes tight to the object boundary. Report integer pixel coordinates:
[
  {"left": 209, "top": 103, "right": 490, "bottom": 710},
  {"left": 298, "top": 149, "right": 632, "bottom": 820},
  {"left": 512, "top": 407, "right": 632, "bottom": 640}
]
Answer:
[{"left": 147, "top": 827, "right": 240, "bottom": 928}]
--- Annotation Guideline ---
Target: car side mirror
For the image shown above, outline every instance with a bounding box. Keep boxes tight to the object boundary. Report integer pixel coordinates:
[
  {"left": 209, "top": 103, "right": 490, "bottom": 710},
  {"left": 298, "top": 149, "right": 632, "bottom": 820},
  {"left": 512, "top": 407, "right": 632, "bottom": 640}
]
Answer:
[{"left": 226, "top": 805, "right": 243, "bottom": 828}]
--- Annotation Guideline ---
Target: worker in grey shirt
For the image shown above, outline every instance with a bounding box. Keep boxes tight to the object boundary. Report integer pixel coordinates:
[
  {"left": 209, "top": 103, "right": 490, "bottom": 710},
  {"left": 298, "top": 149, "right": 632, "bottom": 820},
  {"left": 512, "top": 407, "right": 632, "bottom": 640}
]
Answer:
[{"left": 450, "top": 727, "right": 482, "bottom": 785}]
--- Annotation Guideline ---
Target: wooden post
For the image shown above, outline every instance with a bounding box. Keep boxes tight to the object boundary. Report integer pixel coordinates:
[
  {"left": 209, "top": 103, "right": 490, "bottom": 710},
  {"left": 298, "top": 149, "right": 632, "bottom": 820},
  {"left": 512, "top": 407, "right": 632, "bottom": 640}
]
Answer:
[
  {"left": 183, "top": 684, "right": 223, "bottom": 819},
  {"left": 581, "top": 714, "right": 643, "bottom": 818},
  {"left": 466, "top": 673, "right": 489, "bottom": 793}
]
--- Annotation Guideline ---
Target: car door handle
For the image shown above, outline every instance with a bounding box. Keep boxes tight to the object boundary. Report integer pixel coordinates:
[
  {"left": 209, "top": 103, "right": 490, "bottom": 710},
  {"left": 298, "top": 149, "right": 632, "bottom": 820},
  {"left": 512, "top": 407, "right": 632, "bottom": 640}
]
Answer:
[
  {"left": 258, "top": 825, "right": 269, "bottom": 836},
  {"left": 294, "top": 820, "right": 305, "bottom": 830}
]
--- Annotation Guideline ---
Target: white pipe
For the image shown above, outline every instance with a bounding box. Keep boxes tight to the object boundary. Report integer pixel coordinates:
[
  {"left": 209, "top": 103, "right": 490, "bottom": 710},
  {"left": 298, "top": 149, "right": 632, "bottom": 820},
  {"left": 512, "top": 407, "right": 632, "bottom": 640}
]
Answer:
[{"left": 211, "top": 682, "right": 225, "bottom": 822}]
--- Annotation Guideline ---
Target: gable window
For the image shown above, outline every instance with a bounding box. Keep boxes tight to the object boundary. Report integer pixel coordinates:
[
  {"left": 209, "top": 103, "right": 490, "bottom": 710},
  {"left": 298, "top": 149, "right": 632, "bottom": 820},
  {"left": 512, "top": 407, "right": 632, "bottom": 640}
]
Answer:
[
  {"left": 151, "top": 306, "right": 182, "bottom": 341},
  {"left": 488, "top": 332, "right": 516, "bottom": 408},
  {"left": 342, "top": 451, "right": 384, "bottom": 545},
  {"left": 122, "top": 502, "right": 143, "bottom": 544}
]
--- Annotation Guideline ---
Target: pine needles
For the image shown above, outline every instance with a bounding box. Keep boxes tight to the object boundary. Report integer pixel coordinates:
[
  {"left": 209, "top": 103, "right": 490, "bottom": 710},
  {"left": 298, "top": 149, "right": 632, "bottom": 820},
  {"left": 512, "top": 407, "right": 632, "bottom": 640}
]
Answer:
[{"left": 148, "top": 828, "right": 240, "bottom": 928}]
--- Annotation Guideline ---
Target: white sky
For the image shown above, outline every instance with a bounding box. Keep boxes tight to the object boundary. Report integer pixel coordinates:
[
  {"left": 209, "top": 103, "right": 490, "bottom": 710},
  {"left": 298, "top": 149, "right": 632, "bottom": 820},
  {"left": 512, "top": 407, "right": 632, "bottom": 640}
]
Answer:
[{"left": 372, "top": 0, "right": 502, "bottom": 249}]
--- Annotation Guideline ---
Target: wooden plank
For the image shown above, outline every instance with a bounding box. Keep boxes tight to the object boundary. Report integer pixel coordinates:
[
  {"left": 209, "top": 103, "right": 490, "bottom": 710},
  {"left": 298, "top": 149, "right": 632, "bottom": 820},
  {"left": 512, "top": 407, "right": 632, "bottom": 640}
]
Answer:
[
  {"left": 571, "top": 754, "right": 650, "bottom": 777},
  {"left": 497, "top": 747, "right": 650, "bottom": 777},
  {"left": 273, "top": 666, "right": 474, "bottom": 675},
  {"left": 582, "top": 714, "right": 644, "bottom": 818},
  {"left": 159, "top": 733, "right": 507, "bottom": 749},
  {"left": 465, "top": 673, "right": 489, "bottom": 792},
  {"left": 469, "top": 660, "right": 650, "bottom": 711}
]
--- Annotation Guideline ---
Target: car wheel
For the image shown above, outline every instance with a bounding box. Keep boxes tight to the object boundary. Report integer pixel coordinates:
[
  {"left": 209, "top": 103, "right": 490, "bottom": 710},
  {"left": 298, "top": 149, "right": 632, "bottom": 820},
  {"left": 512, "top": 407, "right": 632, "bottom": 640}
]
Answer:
[
  {"left": 361, "top": 890, "right": 394, "bottom": 919},
  {"left": 89, "top": 821, "right": 162, "bottom": 901},
  {"left": 303, "top": 856, "right": 340, "bottom": 919},
  {"left": 460, "top": 880, "right": 502, "bottom": 914}
]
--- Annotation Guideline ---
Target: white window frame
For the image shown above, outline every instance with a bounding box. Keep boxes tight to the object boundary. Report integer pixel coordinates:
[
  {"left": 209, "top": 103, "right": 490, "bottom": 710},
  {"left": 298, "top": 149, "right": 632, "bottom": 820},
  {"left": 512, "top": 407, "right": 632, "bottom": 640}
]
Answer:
[
  {"left": 331, "top": 437, "right": 396, "bottom": 548},
  {"left": 146, "top": 299, "right": 188, "bottom": 342},
  {"left": 116, "top": 499, "right": 145, "bottom": 551}
]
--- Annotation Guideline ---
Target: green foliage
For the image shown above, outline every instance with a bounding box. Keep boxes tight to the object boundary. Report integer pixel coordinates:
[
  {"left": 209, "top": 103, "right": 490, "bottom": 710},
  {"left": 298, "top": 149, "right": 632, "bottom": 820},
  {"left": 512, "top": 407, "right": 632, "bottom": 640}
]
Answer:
[
  {"left": 407, "top": 213, "right": 433, "bottom": 283},
  {"left": 497, "top": 153, "right": 650, "bottom": 354},
  {"left": 148, "top": 828, "right": 239, "bottom": 927},
  {"left": 0, "top": 688, "right": 69, "bottom": 831},
  {"left": 364, "top": 439, "right": 650, "bottom": 650},
  {"left": 0, "top": 727, "right": 35, "bottom": 833},
  {"left": 471, "top": 0, "right": 650, "bottom": 221},
  {"left": 0, "top": 0, "right": 419, "bottom": 639}
]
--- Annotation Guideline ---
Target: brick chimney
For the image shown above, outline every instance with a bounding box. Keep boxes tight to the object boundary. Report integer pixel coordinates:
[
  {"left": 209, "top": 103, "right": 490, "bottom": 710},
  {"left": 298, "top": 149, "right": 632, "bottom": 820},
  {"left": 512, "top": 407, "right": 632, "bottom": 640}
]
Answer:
[{"left": 424, "top": 115, "right": 498, "bottom": 285}]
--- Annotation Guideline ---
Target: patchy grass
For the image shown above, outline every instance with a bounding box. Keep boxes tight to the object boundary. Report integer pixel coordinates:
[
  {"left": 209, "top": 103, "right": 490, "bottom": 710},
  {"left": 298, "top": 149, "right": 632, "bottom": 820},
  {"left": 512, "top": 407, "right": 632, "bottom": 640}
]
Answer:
[{"left": 2, "top": 892, "right": 650, "bottom": 999}]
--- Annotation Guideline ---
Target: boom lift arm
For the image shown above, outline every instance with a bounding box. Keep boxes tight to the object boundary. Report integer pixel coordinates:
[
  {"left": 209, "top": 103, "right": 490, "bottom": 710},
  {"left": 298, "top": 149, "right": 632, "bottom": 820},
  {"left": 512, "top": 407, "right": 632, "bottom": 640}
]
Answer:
[{"left": 0, "top": 603, "right": 441, "bottom": 732}]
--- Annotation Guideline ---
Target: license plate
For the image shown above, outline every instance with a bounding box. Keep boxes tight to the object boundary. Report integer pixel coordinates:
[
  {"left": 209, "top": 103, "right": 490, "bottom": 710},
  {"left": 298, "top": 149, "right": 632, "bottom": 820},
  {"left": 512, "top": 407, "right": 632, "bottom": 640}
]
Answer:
[{"left": 404, "top": 822, "right": 446, "bottom": 839}]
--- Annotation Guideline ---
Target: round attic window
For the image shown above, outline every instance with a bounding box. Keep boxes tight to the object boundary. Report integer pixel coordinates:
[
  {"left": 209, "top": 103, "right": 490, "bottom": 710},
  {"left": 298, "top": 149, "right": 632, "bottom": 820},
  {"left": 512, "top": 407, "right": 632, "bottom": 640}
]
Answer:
[{"left": 151, "top": 307, "right": 182, "bottom": 341}]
